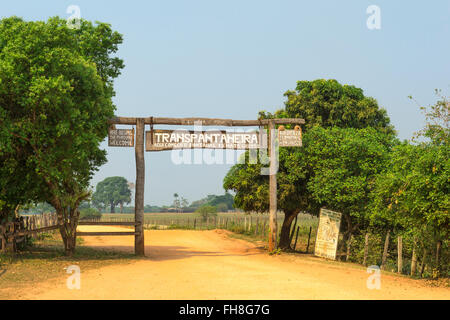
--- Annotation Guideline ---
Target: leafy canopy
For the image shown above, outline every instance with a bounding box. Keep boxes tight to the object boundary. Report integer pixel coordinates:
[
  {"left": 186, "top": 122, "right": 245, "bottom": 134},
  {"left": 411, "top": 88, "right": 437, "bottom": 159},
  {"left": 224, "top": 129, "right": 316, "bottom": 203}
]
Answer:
[
  {"left": 92, "top": 176, "right": 132, "bottom": 211},
  {"left": 226, "top": 79, "right": 394, "bottom": 216},
  {"left": 0, "top": 16, "right": 124, "bottom": 253},
  {"left": 0, "top": 16, "right": 123, "bottom": 212}
]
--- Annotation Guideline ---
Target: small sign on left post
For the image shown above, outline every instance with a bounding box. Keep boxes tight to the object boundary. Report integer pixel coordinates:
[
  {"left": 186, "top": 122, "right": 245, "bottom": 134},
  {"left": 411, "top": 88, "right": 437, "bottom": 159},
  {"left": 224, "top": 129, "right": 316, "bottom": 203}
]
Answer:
[{"left": 108, "top": 128, "right": 135, "bottom": 147}]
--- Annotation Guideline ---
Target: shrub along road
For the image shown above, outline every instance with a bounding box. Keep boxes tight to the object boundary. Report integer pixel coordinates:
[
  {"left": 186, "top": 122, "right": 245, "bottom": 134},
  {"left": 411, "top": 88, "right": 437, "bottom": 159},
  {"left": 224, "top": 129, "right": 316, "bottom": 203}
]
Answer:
[{"left": 11, "top": 226, "right": 450, "bottom": 299}]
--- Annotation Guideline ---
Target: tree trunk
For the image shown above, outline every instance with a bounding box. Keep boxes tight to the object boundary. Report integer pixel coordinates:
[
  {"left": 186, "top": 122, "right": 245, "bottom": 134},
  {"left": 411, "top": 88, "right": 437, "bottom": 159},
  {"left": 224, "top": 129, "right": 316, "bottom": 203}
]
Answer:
[
  {"left": 110, "top": 201, "right": 115, "bottom": 213},
  {"left": 278, "top": 211, "right": 298, "bottom": 250},
  {"left": 57, "top": 206, "right": 80, "bottom": 256},
  {"left": 120, "top": 202, "right": 123, "bottom": 213}
]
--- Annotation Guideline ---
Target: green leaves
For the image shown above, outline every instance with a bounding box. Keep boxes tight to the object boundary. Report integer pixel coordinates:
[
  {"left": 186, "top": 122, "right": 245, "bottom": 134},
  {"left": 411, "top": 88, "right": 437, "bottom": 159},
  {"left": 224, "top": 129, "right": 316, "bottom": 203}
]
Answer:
[
  {"left": 92, "top": 177, "right": 132, "bottom": 211},
  {"left": 225, "top": 79, "right": 396, "bottom": 238},
  {"left": 300, "top": 127, "right": 394, "bottom": 223},
  {"left": 0, "top": 16, "right": 124, "bottom": 221},
  {"left": 371, "top": 141, "right": 449, "bottom": 238},
  {"left": 284, "top": 79, "right": 394, "bottom": 135}
]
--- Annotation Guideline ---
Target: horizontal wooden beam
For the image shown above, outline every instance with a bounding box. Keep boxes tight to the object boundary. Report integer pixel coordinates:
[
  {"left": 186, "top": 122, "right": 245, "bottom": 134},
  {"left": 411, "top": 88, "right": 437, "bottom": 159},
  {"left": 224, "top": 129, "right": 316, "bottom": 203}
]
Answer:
[
  {"left": 78, "top": 221, "right": 137, "bottom": 226},
  {"left": 109, "top": 117, "right": 305, "bottom": 127},
  {"left": 77, "top": 232, "right": 138, "bottom": 236},
  {"left": 5, "top": 224, "right": 60, "bottom": 237}
]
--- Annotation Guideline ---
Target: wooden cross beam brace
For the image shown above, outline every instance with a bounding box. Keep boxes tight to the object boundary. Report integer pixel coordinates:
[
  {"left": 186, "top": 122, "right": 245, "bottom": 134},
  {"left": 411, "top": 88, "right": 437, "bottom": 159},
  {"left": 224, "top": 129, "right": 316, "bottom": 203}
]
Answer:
[{"left": 109, "top": 117, "right": 305, "bottom": 126}]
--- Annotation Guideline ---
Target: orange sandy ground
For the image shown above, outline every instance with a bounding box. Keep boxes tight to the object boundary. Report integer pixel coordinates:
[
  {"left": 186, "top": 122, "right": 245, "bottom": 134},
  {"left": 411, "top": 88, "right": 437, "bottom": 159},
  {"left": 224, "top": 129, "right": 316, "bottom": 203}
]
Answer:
[{"left": 8, "top": 226, "right": 450, "bottom": 299}]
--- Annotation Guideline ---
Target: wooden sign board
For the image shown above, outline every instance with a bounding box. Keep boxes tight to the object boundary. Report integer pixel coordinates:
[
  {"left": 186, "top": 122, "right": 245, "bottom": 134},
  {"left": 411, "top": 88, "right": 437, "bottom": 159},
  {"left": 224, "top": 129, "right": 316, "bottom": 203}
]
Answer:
[
  {"left": 314, "top": 208, "right": 342, "bottom": 260},
  {"left": 146, "top": 129, "right": 261, "bottom": 151},
  {"left": 108, "top": 129, "right": 134, "bottom": 147},
  {"left": 278, "top": 129, "right": 302, "bottom": 147}
]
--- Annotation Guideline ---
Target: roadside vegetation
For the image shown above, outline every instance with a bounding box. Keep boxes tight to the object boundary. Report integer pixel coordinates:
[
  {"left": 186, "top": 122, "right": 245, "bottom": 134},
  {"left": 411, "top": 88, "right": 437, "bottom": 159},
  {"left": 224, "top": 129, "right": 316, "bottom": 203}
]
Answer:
[
  {"left": 224, "top": 80, "right": 449, "bottom": 278},
  {"left": 0, "top": 231, "right": 137, "bottom": 299}
]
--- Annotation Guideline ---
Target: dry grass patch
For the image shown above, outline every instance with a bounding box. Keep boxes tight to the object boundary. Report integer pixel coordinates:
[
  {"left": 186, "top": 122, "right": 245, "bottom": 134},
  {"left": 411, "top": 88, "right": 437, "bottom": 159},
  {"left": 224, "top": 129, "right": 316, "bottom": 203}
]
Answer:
[{"left": 0, "top": 232, "right": 138, "bottom": 299}]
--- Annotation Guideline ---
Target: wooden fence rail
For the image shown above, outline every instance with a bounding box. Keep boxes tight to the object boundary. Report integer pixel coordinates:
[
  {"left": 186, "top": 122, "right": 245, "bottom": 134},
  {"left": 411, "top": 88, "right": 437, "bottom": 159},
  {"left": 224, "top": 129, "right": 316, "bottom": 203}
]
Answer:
[{"left": 1, "top": 212, "right": 59, "bottom": 253}]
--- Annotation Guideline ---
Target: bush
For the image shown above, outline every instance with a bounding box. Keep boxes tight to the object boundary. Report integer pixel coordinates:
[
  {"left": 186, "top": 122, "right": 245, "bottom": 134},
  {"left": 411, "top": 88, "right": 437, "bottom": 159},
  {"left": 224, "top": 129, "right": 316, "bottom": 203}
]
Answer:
[
  {"left": 196, "top": 205, "right": 217, "bottom": 222},
  {"left": 216, "top": 203, "right": 228, "bottom": 213},
  {"left": 79, "top": 208, "right": 102, "bottom": 220}
]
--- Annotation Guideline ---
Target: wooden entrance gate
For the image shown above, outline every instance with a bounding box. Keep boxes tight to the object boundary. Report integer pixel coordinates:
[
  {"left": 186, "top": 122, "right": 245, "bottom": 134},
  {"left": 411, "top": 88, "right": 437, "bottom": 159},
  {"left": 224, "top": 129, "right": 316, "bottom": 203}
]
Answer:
[{"left": 96, "top": 116, "right": 305, "bottom": 256}]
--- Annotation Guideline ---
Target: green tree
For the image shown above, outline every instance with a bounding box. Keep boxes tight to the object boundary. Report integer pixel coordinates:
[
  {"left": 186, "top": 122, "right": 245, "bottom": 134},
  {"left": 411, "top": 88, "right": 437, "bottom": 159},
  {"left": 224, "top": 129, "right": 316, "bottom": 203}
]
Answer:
[
  {"left": 216, "top": 203, "right": 228, "bottom": 213},
  {"left": 0, "top": 17, "right": 124, "bottom": 254},
  {"left": 279, "top": 79, "right": 393, "bottom": 134},
  {"left": 180, "top": 197, "right": 189, "bottom": 213},
  {"left": 79, "top": 207, "right": 102, "bottom": 220},
  {"left": 372, "top": 93, "right": 449, "bottom": 275},
  {"left": 92, "top": 177, "right": 132, "bottom": 213},
  {"left": 172, "top": 193, "right": 181, "bottom": 212},
  {"left": 207, "top": 192, "right": 235, "bottom": 210},
  {"left": 225, "top": 79, "right": 394, "bottom": 250},
  {"left": 196, "top": 205, "right": 217, "bottom": 222},
  {"left": 295, "top": 127, "right": 395, "bottom": 241}
]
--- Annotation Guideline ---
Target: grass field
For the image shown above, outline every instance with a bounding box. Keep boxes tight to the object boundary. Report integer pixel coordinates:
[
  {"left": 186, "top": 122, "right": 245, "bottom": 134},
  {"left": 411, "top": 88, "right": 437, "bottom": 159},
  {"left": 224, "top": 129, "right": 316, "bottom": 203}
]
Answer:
[{"left": 99, "top": 212, "right": 319, "bottom": 252}]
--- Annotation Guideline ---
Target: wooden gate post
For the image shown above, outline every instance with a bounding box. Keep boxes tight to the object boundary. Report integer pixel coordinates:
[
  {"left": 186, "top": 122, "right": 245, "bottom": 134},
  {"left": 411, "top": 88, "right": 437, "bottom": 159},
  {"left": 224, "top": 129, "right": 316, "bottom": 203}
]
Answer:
[
  {"left": 135, "top": 118, "right": 145, "bottom": 256},
  {"left": 268, "top": 120, "right": 278, "bottom": 251}
]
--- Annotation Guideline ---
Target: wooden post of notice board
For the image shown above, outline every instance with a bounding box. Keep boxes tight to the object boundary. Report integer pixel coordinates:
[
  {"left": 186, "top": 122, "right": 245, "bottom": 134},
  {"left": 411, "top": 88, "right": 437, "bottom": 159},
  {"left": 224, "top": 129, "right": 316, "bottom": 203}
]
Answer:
[
  {"left": 134, "top": 118, "right": 145, "bottom": 256},
  {"left": 268, "top": 120, "right": 277, "bottom": 252}
]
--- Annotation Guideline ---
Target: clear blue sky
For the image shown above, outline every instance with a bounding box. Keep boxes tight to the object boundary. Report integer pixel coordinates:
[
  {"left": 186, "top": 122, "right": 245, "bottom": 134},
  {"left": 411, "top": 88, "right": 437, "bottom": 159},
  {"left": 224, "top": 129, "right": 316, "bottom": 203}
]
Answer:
[{"left": 3, "top": 1, "right": 450, "bottom": 205}]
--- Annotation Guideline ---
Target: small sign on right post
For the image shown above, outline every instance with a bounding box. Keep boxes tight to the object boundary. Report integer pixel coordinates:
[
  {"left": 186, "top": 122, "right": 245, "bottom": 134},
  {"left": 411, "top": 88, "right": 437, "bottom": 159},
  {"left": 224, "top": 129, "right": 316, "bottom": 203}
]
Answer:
[
  {"left": 278, "top": 126, "right": 302, "bottom": 147},
  {"left": 314, "top": 208, "right": 342, "bottom": 260}
]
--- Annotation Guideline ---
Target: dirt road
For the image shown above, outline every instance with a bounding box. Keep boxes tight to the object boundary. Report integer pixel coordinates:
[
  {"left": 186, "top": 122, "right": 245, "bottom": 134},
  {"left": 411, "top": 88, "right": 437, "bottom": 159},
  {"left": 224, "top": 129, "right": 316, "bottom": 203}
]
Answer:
[{"left": 16, "top": 226, "right": 450, "bottom": 299}]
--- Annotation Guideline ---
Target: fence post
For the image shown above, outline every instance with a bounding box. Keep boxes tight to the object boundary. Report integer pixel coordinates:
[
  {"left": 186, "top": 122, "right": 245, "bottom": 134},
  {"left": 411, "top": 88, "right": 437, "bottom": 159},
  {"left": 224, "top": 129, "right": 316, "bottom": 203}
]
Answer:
[
  {"left": 263, "top": 220, "right": 267, "bottom": 237},
  {"left": 397, "top": 235, "right": 403, "bottom": 274},
  {"left": 363, "top": 233, "right": 369, "bottom": 266},
  {"left": 0, "top": 225, "right": 5, "bottom": 253},
  {"left": 293, "top": 226, "right": 300, "bottom": 251},
  {"left": 381, "top": 230, "right": 390, "bottom": 270},
  {"left": 346, "top": 234, "right": 353, "bottom": 262},
  {"left": 419, "top": 248, "right": 427, "bottom": 277},
  {"left": 306, "top": 226, "right": 312, "bottom": 253},
  {"left": 12, "top": 223, "right": 17, "bottom": 253},
  {"left": 411, "top": 242, "right": 418, "bottom": 276},
  {"left": 436, "top": 240, "right": 442, "bottom": 270}
]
